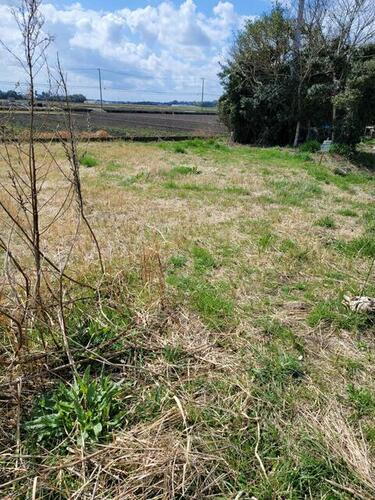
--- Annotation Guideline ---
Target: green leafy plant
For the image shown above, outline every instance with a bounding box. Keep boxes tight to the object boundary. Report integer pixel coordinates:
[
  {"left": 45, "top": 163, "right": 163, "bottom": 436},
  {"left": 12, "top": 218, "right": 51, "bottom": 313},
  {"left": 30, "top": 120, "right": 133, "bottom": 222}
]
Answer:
[
  {"left": 299, "top": 140, "right": 321, "bottom": 153},
  {"left": 26, "top": 368, "right": 125, "bottom": 448},
  {"left": 79, "top": 153, "right": 98, "bottom": 167},
  {"left": 329, "top": 143, "right": 352, "bottom": 156}
]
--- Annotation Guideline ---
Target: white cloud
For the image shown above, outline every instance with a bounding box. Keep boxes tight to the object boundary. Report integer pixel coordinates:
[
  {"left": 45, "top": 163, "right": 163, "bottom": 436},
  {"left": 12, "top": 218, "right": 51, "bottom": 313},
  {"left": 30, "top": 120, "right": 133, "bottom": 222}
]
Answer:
[{"left": 0, "top": 0, "right": 249, "bottom": 101}]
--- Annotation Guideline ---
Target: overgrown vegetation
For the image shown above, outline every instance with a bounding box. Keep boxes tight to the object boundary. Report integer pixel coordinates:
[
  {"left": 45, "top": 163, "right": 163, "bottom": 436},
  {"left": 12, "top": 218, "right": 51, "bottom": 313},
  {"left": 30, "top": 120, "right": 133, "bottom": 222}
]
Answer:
[
  {"left": 1, "top": 134, "right": 373, "bottom": 498},
  {"left": 1, "top": 1, "right": 375, "bottom": 498},
  {"left": 219, "top": 2, "right": 375, "bottom": 147}
]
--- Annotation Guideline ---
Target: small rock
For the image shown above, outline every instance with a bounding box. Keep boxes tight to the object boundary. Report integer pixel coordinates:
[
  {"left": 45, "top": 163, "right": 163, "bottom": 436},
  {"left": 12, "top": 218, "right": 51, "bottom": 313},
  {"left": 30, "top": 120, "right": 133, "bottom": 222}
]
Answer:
[{"left": 334, "top": 166, "right": 352, "bottom": 176}]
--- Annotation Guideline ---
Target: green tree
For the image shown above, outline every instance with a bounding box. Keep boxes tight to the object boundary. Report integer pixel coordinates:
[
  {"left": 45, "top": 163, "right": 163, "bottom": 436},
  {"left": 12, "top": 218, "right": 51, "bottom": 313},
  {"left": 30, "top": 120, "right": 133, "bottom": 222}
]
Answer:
[
  {"left": 219, "top": 7, "right": 296, "bottom": 144},
  {"left": 219, "top": 2, "right": 375, "bottom": 147}
]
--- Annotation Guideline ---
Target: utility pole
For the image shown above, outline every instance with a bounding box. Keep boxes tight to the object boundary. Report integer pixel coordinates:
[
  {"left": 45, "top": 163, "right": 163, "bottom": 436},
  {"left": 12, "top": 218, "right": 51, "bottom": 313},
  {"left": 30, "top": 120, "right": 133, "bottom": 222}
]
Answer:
[
  {"left": 98, "top": 68, "right": 103, "bottom": 109},
  {"left": 292, "top": 0, "right": 305, "bottom": 147},
  {"left": 200, "top": 78, "right": 205, "bottom": 109}
]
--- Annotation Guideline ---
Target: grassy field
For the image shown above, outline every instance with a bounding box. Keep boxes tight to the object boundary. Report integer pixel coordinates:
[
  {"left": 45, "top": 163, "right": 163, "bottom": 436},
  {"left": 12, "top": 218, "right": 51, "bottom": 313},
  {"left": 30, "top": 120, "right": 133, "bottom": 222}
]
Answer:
[{"left": 1, "top": 138, "right": 375, "bottom": 498}]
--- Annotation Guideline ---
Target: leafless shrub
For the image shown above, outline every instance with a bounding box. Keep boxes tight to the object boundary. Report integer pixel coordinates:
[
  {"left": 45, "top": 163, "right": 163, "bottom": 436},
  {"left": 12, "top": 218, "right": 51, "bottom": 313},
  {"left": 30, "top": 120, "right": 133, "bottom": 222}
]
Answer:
[{"left": 0, "top": 1, "right": 101, "bottom": 366}]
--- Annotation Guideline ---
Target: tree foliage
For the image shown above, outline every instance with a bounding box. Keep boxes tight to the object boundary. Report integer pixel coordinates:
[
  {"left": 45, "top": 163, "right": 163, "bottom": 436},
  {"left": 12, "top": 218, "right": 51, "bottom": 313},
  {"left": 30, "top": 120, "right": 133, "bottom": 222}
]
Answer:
[
  {"left": 219, "top": 3, "right": 375, "bottom": 146},
  {"left": 0, "top": 89, "right": 87, "bottom": 103}
]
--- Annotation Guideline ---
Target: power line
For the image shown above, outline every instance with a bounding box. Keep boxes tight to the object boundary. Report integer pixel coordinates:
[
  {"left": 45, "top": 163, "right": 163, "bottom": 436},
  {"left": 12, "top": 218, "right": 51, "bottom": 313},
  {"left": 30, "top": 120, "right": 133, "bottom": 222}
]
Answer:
[{"left": 0, "top": 80, "right": 220, "bottom": 97}]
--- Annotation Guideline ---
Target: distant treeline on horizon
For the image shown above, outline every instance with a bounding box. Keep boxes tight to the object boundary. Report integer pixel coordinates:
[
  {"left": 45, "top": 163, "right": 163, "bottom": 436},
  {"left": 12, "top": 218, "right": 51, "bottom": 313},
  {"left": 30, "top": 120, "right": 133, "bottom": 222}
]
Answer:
[
  {"left": 0, "top": 90, "right": 86, "bottom": 103},
  {"left": 90, "top": 99, "right": 218, "bottom": 107},
  {"left": 0, "top": 90, "right": 218, "bottom": 107}
]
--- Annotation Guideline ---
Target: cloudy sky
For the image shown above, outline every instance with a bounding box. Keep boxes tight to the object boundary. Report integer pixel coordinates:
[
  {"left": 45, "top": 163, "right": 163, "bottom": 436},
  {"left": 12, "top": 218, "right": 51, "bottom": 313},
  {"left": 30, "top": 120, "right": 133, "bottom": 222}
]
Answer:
[{"left": 0, "top": 0, "right": 272, "bottom": 102}]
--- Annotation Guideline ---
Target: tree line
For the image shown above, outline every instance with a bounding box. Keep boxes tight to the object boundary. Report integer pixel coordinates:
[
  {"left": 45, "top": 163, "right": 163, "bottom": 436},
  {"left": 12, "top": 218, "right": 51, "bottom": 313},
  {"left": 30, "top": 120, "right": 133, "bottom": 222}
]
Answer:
[
  {"left": 218, "top": 0, "right": 375, "bottom": 147},
  {"left": 0, "top": 89, "right": 86, "bottom": 103}
]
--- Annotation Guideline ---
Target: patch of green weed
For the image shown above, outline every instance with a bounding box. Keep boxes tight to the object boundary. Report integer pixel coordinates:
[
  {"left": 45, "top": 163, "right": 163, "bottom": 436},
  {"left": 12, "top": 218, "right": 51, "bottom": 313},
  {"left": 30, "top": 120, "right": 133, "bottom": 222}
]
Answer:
[
  {"left": 335, "top": 235, "right": 375, "bottom": 258},
  {"left": 307, "top": 298, "right": 369, "bottom": 331},
  {"left": 168, "top": 254, "right": 188, "bottom": 269},
  {"left": 315, "top": 216, "right": 336, "bottom": 229},
  {"left": 163, "top": 345, "right": 184, "bottom": 363},
  {"left": 347, "top": 384, "right": 375, "bottom": 417},
  {"left": 168, "top": 275, "right": 234, "bottom": 330},
  {"left": 299, "top": 140, "right": 321, "bottom": 153},
  {"left": 173, "top": 144, "right": 187, "bottom": 154},
  {"left": 120, "top": 171, "right": 150, "bottom": 186},
  {"left": 79, "top": 153, "right": 98, "bottom": 168},
  {"left": 26, "top": 368, "right": 125, "bottom": 449},
  {"left": 224, "top": 186, "right": 250, "bottom": 195},
  {"left": 191, "top": 246, "right": 216, "bottom": 271},
  {"left": 258, "top": 231, "right": 277, "bottom": 250},
  {"left": 165, "top": 165, "right": 200, "bottom": 177},
  {"left": 337, "top": 208, "right": 358, "bottom": 217}
]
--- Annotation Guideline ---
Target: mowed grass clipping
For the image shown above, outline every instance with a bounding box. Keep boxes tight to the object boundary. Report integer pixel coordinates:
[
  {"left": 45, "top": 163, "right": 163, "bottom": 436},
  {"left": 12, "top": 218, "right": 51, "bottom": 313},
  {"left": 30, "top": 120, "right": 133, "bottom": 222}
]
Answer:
[{"left": 1, "top": 138, "right": 375, "bottom": 498}]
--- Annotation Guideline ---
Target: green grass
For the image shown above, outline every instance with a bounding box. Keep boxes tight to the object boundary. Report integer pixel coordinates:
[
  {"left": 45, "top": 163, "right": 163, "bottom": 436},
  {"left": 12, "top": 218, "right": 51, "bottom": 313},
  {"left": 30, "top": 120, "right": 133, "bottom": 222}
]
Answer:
[
  {"left": 304, "top": 161, "right": 374, "bottom": 190},
  {"left": 164, "top": 165, "right": 201, "bottom": 177},
  {"left": 191, "top": 246, "right": 216, "bottom": 271},
  {"left": 258, "top": 317, "right": 303, "bottom": 351},
  {"left": 168, "top": 254, "right": 188, "bottom": 269},
  {"left": 3, "top": 138, "right": 375, "bottom": 498},
  {"left": 258, "top": 231, "right": 277, "bottom": 250},
  {"left": 224, "top": 186, "right": 250, "bottom": 195},
  {"left": 348, "top": 384, "right": 375, "bottom": 418},
  {"left": 315, "top": 216, "right": 336, "bottom": 229},
  {"left": 160, "top": 138, "right": 230, "bottom": 157},
  {"left": 120, "top": 171, "right": 150, "bottom": 186},
  {"left": 162, "top": 345, "right": 184, "bottom": 363},
  {"left": 269, "top": 179, "right": 323, "bottom": 206},
  {"left": 307, "top": 298, "right": 369, "bottom": 332},
  {"left": 168, "top": 274, "right": 234, "bottom": 330},
  {"left": 106, "top": 161, "right": 122, "bottom": 171},
  {"left": 79, "top": 153, "right": 98, "bottom": 167},
  {"left": 163, "top": 180, "right": 215, "bottom": 192},
  {"left": 337, "top": 208, "right": 358, "bottom": 217},
  {"left": 335, "top": 235, "right": 375, "bottom": 258},
  {"left": 173, "top": 144, "right": 187, "bottom": 154}
]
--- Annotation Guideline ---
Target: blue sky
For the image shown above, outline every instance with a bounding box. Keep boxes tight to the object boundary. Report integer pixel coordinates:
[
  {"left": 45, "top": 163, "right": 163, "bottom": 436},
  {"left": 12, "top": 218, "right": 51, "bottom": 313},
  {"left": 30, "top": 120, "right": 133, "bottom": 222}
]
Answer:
[{"left": 0, "top": 0, "right": 273, "bottom": 102}]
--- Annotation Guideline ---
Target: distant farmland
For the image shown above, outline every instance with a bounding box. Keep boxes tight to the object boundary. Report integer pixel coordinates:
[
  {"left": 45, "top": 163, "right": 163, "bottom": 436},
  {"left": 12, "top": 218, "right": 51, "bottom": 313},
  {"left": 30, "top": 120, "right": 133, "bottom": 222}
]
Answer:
[{"left": 1, "top": 108, "right": 227, "bottom": 138}]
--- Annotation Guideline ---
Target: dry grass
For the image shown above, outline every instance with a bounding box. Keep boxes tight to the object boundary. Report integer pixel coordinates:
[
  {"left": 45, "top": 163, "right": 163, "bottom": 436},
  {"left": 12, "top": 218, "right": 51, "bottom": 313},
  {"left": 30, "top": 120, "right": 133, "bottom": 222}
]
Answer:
[{"left": 0, "top": 138, "right": 375, "bottom": 498}]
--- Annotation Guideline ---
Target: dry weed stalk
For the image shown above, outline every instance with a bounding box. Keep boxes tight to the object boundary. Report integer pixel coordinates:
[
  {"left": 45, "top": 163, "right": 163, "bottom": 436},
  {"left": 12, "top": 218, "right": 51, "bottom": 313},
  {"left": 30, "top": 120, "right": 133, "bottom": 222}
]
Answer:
[
  {"left": 53, "top": 56, "right": 105, "bottom": 274},
  {"left": 0, "top": 3, "right": 105, "bottom": 492},
  {"left": 0, "top": 0, "right": 102, "bottom": 358}
]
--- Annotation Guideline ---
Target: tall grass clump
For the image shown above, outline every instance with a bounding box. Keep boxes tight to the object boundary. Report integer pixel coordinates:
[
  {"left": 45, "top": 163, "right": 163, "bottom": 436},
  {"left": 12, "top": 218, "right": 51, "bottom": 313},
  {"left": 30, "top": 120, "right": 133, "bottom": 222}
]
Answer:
[{"left": 80, "top": 153, "right": 99, "bottom": 167}]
